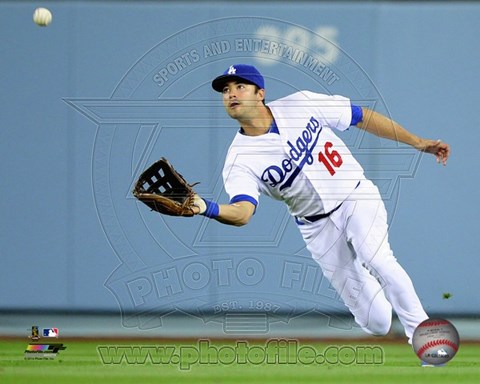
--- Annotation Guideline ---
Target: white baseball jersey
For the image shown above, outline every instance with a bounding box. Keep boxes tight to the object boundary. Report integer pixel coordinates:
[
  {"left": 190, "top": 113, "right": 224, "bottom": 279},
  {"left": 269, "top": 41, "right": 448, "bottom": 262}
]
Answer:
[
  {"left": 222, "top": 90, "right": 430, "bottom": 343},
  {"left": 223, "top": 91, "right": 366, "bottom": 218}
]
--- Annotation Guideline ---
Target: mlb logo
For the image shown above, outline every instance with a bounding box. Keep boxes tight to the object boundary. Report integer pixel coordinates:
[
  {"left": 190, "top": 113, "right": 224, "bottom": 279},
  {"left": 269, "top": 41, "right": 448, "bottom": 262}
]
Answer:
[
  {"left": 43, "top": 328, "right": 59, "bottom": 337},
  {"left": 437, "top": 349, "right": 448, "bottom": 357}
]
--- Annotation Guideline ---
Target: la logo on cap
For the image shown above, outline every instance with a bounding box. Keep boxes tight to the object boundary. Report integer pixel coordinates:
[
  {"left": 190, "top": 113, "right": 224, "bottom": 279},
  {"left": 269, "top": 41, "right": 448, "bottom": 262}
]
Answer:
[{"left": 227, "top": 66, "right": 236, "bottom": 75}]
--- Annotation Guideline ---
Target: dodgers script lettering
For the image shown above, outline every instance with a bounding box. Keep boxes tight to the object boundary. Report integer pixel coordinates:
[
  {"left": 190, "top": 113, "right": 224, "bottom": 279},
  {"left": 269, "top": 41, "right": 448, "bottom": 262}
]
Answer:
[{"left": 261, "top": 116, "right": 322, "bottom": 190}]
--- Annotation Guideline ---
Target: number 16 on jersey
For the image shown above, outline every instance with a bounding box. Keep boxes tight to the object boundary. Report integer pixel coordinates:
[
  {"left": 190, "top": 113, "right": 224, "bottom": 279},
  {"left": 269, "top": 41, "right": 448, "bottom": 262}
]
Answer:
[{"left": 318, "top": 141, "right": 343, "bottom": 176}]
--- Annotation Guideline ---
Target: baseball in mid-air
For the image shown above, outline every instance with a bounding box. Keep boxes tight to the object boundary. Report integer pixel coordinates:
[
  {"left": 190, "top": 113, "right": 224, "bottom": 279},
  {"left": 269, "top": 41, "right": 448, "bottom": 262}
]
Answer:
[{"left": 33, "top": 7, "right": 52, "bottom": 27}]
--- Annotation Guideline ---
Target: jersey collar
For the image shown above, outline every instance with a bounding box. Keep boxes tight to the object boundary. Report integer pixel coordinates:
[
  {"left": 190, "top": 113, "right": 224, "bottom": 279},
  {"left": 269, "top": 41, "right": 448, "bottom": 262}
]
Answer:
[{"left": 239, "top": 118, "right": 279, "bottom": 135}]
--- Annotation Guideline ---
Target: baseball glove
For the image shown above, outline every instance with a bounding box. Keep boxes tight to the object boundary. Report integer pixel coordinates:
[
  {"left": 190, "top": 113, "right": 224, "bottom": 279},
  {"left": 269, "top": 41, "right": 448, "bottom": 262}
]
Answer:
[{"left": 133, "top": 157, "right": 199, "bottom": 217}]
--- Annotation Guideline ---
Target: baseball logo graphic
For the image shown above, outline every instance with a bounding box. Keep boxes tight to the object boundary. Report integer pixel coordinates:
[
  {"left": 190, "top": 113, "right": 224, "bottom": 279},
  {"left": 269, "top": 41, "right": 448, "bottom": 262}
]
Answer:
[{"left": 412, "top": 318, "right": 460, "bottom": 365}]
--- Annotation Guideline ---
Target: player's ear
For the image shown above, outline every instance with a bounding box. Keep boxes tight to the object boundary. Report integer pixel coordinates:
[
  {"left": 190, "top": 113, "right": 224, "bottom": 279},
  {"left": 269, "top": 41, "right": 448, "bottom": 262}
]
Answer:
[{"left": 257, "top": 88, "right": 265, "bottom": 103}]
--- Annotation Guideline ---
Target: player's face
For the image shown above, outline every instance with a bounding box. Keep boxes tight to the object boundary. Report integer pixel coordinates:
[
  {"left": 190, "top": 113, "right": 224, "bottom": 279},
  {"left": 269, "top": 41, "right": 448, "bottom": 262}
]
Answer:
[{"left": 221, "top": 81, "right": 264, "bottom": 120}]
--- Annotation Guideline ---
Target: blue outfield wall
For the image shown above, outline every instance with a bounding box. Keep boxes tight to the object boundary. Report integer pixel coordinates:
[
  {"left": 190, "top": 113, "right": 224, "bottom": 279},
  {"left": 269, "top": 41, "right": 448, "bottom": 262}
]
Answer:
[{"left": 1, "top": 1, "right": 479, "bottom": 326}]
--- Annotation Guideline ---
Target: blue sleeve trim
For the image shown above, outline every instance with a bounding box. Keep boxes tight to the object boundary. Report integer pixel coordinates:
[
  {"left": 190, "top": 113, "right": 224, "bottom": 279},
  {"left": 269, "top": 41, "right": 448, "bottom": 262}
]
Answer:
[
  {"left": 230, "top": 194, "right": 258, "bottom": 206},
  {"left": 350, "top": 105, "right": 363, "bottom": 126}
]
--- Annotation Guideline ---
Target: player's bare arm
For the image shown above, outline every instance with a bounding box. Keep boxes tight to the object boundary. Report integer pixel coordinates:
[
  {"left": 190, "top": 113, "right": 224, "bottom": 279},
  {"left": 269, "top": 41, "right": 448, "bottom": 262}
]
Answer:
[
  {"left": 192, "top": 197, "right": 255, "bottom": 226},
  {"left": 357, "top": 107, "right": 450, "bottom": 165},
  {"left": 216, "top": 201, "right": 256, "bottom": 226}
]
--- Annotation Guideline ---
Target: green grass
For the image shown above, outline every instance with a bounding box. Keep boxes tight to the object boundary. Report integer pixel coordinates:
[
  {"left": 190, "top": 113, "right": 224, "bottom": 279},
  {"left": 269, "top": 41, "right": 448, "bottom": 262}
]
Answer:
[{"left": 0, "top": 339, "right": 479, "bottom": 383}]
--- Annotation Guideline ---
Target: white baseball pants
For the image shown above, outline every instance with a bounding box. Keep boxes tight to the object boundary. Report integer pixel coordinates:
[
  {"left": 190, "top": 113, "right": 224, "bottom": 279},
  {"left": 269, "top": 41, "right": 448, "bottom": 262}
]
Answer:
[{"left": 297, "top": 179, "right": 428, "bottom": 342}]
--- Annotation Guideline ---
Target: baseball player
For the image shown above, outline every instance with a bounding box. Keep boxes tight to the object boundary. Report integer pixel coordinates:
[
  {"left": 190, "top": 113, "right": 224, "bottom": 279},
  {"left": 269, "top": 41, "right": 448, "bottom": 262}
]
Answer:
[{"left": 192, "top": 64, "right": 450, "bottom": 343}]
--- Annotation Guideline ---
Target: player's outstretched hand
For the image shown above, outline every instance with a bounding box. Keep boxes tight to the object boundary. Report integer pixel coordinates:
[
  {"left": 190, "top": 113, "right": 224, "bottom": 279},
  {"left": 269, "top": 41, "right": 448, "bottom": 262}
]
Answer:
[
  {"left": 192, "top": 194, "right": 207, "bottom": 215},
  {"left": 416, "top": 139, "right": 450, "bottom": 166}
]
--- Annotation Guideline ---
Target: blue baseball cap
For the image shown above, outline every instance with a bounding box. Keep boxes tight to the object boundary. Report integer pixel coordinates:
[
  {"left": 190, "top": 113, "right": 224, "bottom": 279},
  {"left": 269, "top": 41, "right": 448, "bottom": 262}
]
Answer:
[{"left": 212, "top": 64, "right": 265, "bottom": 92}]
